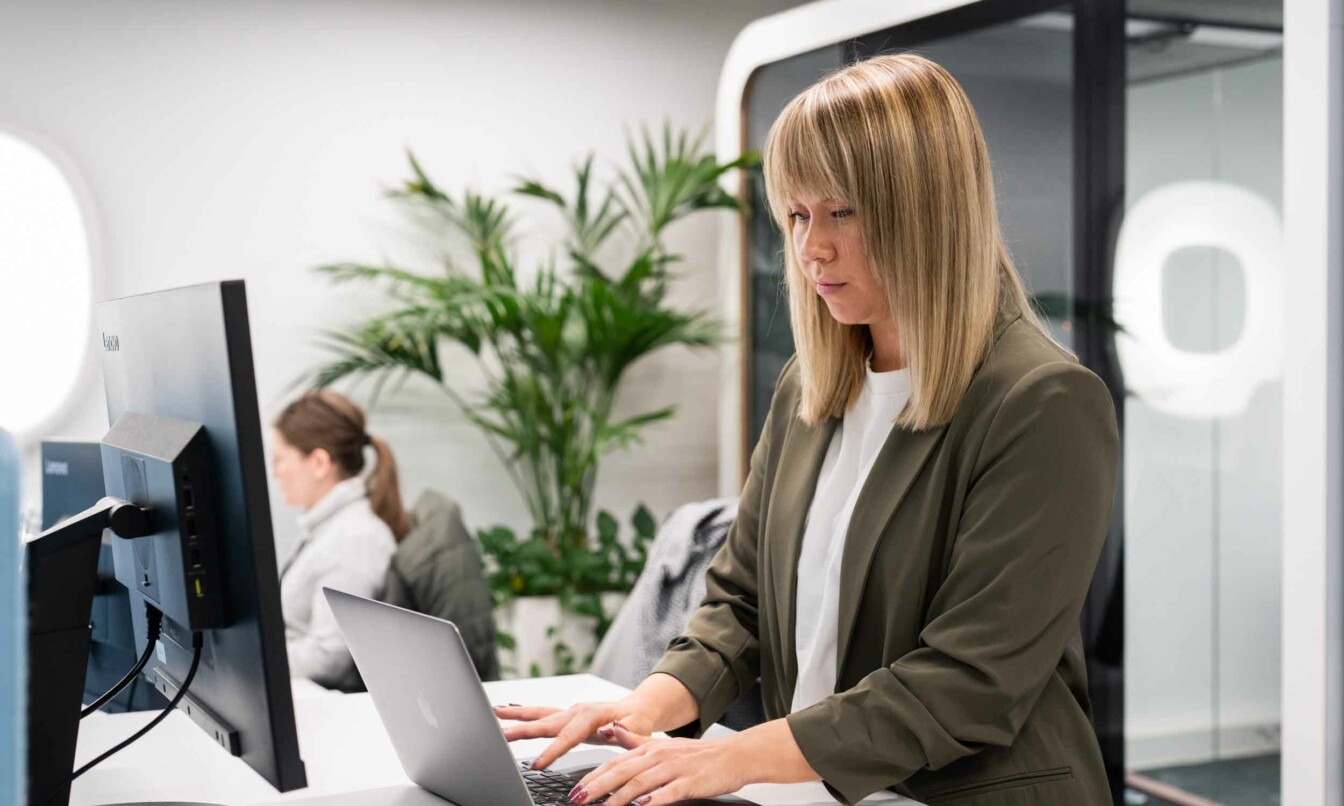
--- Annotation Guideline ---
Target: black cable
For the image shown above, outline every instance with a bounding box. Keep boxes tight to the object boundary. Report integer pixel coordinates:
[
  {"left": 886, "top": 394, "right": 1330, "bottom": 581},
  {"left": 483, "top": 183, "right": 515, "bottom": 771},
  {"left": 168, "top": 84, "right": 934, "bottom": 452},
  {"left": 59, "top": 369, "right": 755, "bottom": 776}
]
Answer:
[
  {"left": 39, "top": 631, "right": 204, "bottom": 806},
  {"left": 81, "top": 604, "right": 163, "bottom": 719}
]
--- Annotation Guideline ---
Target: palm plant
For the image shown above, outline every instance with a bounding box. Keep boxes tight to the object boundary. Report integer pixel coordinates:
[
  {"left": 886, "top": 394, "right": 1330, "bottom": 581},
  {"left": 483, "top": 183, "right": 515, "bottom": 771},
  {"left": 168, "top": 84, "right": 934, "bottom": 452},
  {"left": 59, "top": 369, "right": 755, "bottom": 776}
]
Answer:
[{"left": 308, "top": 126, "right": 758, "bottom": 599}]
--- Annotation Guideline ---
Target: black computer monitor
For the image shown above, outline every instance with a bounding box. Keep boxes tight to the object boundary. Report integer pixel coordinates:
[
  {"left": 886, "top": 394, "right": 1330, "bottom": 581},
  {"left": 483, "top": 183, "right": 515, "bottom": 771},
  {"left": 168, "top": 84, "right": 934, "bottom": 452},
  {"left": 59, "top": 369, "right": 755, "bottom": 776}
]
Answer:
[
  {"left": 41, "top": 439, "right": 168, "bottom": 715},
  {"left": 25, "top": 280, "right": 306, "bottom": 805}
]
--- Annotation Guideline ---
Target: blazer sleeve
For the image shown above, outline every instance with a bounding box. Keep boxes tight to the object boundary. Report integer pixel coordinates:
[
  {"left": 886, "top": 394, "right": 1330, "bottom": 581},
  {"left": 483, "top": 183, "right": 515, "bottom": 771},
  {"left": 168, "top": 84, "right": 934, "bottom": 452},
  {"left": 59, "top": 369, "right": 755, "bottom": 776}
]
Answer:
[
  {"left": 784, "top": 361, "right": 1120, "bottom": 805},
  {"left": 648, "top": 362, "right": 789, "bottom": 737}
]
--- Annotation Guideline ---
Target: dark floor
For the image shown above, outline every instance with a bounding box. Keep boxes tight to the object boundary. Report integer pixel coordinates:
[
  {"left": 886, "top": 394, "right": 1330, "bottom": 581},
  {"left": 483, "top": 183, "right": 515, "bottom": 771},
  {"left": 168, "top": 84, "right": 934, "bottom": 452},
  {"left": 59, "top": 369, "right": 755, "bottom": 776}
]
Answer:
[
  {"left": 1125, "top": 788, "right": 1183, "bottom": 806},
  {"left": 1126, "top": 754, "right": 1280, "bottom": 806}
]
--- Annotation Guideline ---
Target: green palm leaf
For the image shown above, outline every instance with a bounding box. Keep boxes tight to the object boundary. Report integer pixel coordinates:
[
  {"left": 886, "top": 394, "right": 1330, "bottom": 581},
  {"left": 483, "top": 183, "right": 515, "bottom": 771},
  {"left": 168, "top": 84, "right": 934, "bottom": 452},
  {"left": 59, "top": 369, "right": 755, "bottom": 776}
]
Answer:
[
  {"left": 515, "top": 154, "right": 629, "bottom": 261},
  {"left": 619, "top": 122, "right": 761, "bottom": 241},
  {"left": 309, "top": 127, "right": 744, "bottom": 572}
]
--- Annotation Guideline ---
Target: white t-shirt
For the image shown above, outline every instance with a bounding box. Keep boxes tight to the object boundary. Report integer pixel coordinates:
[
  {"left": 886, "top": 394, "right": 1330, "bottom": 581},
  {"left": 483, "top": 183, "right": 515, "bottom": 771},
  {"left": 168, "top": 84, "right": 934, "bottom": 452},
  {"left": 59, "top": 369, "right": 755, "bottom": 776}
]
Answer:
[{"left": 791, "top": 361, "right": 912, "bottom": 714}]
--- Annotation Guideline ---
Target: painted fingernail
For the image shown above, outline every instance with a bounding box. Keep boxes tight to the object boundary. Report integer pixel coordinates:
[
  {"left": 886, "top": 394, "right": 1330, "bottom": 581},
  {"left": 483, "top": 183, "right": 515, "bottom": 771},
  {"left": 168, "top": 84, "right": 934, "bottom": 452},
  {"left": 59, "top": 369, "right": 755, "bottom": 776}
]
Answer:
[
  {"left": 529, "top": 759, "right": 542, "bottom": 770},
  {"left": 634, "top": 797, "right": 651, "bottom": 805},
  {"left": 570, "top": 787, "right": 589, "bottom": 804},
  {"left": 598, "top": 727, "right": 615, "bottom": 739},
  {"left": 567, "top": 784, "right": 582, "bottom": 801}
]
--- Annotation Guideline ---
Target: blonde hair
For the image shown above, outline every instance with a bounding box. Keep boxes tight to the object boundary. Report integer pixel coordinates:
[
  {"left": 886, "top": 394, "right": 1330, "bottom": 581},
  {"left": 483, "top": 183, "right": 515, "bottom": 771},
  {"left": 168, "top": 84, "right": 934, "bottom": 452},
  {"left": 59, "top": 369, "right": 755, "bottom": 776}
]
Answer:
[{"left": 763, "top": 53, "right": 1055, "bottom": 429}]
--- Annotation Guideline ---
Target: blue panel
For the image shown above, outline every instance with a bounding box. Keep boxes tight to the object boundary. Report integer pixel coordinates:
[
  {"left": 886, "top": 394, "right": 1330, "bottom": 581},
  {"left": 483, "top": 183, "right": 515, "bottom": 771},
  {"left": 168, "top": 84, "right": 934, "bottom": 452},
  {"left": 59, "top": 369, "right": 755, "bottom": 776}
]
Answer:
[{"left": 0, "top": 429, "right": 22, "bottom": 802}]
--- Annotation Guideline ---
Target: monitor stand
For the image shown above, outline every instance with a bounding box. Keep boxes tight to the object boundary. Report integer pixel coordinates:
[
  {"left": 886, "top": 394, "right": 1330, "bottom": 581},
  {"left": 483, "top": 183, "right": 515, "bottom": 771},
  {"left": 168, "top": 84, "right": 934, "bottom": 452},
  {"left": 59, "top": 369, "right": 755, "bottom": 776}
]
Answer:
[{"left": 26, "top": 497, "right": 152, "bottom": 806}]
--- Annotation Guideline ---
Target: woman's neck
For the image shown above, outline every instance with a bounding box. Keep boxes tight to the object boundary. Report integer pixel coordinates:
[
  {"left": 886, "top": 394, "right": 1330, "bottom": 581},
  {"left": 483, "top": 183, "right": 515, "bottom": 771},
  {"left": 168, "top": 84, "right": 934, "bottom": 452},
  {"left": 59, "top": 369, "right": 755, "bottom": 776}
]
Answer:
[
  {"left": 868, "top": 319, "right": 905, "bottom": 372},
  {"left": 303, "top": 477, "right": 345, "bottom": 512}
]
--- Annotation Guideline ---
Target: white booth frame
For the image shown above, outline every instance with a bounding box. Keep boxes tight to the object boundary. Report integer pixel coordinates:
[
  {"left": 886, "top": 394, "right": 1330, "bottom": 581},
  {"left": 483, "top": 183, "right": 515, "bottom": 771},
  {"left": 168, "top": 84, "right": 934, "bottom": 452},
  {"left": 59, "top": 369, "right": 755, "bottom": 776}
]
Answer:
[{"left": 1282, "top": 0, "right": 1344, "bottom": 803}]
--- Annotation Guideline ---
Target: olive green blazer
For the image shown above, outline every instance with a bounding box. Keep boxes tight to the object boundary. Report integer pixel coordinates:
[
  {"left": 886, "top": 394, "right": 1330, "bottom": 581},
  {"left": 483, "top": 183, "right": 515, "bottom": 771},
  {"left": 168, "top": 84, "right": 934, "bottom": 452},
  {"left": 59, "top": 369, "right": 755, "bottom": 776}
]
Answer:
[{"left": 651, "top": 312, "right": 1119, "bottom": 805}]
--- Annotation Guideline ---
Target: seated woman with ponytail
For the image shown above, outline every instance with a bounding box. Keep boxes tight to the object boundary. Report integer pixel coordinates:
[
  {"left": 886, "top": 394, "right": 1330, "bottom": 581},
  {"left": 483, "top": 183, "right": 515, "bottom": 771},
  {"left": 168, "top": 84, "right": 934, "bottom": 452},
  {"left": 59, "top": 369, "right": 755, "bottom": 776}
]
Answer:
[{"left": 270, "top": 390, "right": 411, "bottom": 690}]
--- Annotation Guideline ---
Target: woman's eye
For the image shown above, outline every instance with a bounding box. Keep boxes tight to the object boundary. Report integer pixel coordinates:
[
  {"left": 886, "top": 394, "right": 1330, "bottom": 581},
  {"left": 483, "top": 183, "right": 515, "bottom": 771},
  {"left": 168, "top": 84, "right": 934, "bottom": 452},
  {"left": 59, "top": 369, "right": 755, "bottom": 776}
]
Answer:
[
  {"left": 788, "top": 211, "right": 808, "bottom": 222},
  {"left": 832, "top": 208, "right": 854, "bottom": 219}
]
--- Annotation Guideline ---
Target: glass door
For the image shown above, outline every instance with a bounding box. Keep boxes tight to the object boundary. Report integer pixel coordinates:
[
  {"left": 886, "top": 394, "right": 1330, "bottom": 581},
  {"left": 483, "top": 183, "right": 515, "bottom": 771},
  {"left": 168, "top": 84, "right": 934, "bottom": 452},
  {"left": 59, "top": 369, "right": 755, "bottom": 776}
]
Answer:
[{"left": 1119, "top": 4, "right": 1284, "bottom": 804}]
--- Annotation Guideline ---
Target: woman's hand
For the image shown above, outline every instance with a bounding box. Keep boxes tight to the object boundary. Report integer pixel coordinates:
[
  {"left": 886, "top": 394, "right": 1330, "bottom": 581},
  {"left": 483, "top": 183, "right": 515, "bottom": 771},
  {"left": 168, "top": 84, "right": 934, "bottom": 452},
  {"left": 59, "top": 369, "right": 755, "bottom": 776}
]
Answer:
[
  {"left": 493, "top": 700, "right": 657, "bottom": 770},
  {"left": 566, "top": 727, "right": 744, "bottom": 806},
  {"left": 494, "top": 673, "right": 699, "bottom": 771},
  {"left": 568, "top": 719, "right": 819, "bottom": 806}
]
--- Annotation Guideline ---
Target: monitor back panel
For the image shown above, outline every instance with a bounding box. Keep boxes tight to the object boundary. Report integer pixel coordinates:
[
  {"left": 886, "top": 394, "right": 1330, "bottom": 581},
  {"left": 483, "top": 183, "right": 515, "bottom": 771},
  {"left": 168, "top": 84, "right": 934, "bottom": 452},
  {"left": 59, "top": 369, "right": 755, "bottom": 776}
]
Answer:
[{"left": 97, "top": 281, "right": 305, "bottom": 792}]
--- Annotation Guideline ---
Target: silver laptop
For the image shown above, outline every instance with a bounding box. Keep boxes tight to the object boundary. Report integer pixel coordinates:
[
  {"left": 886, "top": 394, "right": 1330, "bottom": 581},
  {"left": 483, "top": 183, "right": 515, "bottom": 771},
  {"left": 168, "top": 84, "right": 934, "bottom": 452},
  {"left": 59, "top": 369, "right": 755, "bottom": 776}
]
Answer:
[{"left": 323, "top": 588, "right": 747, "bottom": 806}]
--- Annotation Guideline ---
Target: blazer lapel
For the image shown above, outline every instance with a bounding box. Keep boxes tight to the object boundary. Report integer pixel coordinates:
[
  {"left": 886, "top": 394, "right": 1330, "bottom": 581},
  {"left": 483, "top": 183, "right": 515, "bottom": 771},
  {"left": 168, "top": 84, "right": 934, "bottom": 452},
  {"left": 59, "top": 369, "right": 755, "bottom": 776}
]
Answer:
[
  {"left": 768, "top": 413, "right": 839, "bottom": 695},
  {"left": 833, "top": 424, "right": 948, "bottom": 668},
  {"left": 832, "top": 308, "right": 1022, "bottom": 668}
]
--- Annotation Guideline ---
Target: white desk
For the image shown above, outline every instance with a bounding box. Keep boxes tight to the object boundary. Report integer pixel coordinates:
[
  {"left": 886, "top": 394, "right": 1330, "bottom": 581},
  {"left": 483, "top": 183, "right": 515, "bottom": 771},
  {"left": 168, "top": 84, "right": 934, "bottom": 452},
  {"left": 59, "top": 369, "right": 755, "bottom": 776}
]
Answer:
[{"left": 71, "top": 674, "right": 911, "bottom": 805}]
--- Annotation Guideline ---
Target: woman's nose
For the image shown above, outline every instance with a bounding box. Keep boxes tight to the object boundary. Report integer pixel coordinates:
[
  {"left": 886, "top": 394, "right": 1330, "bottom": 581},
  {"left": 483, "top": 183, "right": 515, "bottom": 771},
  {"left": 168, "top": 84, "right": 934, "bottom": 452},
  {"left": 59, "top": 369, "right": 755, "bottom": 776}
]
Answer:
[{"left": 799, "top": 227, "right": 835, "bottom": 265}]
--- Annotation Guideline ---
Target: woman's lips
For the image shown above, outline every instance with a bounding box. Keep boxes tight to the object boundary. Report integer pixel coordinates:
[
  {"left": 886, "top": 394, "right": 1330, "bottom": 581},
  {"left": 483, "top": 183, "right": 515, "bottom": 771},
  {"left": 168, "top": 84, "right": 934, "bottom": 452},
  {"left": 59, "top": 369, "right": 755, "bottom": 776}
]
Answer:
[{"left": 816, "top": 281, "right": 847, "bottom": 297}]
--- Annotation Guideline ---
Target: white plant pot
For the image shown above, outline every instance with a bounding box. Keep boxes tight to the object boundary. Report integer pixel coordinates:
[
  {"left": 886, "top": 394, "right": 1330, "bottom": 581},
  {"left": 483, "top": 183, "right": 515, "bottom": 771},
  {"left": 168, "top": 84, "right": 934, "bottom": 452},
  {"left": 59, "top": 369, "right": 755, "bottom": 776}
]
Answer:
[{"left": 496, "top": 592, "right": 627, "bottom": 679}]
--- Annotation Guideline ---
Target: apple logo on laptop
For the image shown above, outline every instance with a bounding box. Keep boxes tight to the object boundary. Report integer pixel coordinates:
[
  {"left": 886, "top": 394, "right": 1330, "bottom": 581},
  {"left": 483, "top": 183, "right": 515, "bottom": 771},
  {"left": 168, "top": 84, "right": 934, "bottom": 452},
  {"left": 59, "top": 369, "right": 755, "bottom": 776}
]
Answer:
[{"left": 417, "top": 692, "right": 439, "bottom": 730}]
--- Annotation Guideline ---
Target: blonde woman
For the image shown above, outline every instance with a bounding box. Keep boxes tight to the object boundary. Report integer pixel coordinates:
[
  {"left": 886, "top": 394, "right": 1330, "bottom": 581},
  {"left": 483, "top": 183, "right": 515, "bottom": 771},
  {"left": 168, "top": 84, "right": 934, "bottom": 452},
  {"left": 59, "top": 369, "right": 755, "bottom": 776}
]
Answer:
[{"left": 495, "top": 54, "right": 1118, "bottom": 806}]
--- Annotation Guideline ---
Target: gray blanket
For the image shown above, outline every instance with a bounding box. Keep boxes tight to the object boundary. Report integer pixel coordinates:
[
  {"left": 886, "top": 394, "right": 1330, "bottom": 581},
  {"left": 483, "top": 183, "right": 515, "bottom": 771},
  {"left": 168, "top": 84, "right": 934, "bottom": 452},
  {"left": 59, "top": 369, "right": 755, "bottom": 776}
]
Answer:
[{"left": 590, "top": 498, "right": 739, "bottom": 688}]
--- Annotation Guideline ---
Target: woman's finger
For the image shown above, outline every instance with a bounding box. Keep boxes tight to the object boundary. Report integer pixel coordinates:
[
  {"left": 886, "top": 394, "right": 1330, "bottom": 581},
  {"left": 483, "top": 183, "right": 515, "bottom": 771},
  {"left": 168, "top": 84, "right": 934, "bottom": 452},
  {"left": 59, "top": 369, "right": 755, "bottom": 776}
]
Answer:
[
  {"left": 582, "top": 724, "right": 622, "bottom": 746},
  {"left": 608, "top": 722, "right": 650, "bottom": 750},
  {"left": 491, "top": 704, "right": 560, "bottom": 722},
  {"left": 600, "top": 773, "right": 677, "bottom": 806},
  {"left": 594, "top": 764, "right": 678, "bottom": 806},
  {"left": 530, "top": 714, "right": 610, "bottom": 770},
  {"left": 574, "top": 745, "right": 636, "bottom": 789},
  {"left": 574, "top": 751, "right": 666, "bottom": 806},
  {"left": 501, "top": 712, "right": 570, "bottom": 741},
  {"left": 639, "top": 781, "right": 692, "bottom": 806}
]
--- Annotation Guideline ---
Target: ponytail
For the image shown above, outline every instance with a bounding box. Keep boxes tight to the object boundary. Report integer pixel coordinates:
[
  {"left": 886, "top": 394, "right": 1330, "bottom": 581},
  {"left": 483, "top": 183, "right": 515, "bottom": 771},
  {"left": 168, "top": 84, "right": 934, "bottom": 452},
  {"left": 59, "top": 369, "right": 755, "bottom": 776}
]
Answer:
[{"left": 367, "top": 436, "right": 411, "bottom": 541}]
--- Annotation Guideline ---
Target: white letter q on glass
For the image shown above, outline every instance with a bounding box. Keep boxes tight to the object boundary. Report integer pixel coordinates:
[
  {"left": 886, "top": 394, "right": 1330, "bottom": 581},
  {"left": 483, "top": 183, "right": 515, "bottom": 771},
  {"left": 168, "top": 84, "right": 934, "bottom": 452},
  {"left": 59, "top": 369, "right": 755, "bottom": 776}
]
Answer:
[{"left": 1113, "top": 181, "right": 1282, "bottom": 419}]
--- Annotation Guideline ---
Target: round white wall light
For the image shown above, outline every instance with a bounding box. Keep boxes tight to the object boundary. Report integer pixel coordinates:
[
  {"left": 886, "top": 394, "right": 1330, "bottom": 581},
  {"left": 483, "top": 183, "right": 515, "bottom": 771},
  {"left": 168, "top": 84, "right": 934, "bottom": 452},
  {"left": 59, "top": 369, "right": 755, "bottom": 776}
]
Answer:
[{"left": 0, "top": 131, "right": 94, "bottom": 442}]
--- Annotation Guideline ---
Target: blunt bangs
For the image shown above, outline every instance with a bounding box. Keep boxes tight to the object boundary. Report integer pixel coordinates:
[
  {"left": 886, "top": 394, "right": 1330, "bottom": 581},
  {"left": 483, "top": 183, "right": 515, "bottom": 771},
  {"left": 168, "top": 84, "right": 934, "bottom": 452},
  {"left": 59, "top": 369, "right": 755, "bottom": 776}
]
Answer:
[{"left": 762, "top": 87, "right": 856, "bottom": 227}]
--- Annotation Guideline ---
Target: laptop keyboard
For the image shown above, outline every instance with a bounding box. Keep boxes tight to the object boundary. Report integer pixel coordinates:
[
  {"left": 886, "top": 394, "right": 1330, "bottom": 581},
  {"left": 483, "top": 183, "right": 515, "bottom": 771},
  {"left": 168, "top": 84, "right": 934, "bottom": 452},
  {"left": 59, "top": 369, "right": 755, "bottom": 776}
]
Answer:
[{"left": 519, "top": 761, "right": 610, "bottom": 805}]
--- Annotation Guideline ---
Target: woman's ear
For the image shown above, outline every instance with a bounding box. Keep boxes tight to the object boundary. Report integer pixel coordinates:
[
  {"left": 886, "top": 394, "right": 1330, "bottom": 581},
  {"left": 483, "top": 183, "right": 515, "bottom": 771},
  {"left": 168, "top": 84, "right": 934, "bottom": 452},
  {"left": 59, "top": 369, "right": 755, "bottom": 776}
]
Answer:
[{"left": 308, "top": 447, "right": 336, "bottom": 481}]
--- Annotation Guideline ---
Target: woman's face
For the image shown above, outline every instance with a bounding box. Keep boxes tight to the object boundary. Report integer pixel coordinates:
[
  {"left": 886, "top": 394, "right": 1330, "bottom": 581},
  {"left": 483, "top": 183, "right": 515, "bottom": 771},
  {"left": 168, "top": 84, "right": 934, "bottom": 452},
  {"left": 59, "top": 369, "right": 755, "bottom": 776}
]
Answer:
[
  {"left": 269, "top": 429, "right": 336, "bottom": 510},
  {"left": 789, "top": 196, "right": 886, "bottom": 326}
]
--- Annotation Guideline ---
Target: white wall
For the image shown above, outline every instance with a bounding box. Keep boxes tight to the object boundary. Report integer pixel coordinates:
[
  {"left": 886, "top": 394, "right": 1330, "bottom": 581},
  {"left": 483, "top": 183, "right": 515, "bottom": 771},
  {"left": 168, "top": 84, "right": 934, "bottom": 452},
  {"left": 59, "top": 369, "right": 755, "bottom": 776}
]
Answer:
[{"left": 0, "top": 0, "right": 801, "bottom": 559}]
